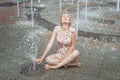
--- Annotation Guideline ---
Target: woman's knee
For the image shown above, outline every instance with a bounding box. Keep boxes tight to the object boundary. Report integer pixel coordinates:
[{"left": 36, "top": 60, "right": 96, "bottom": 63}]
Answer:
[
  {"left": 45, "top": 55, "right": 60, "bottom": 65},
  {"left": 45, "top": 56, "right": 51, "bottom": 63},
  {"left": 73, "top": 50, "right": 80, "bottom": 56}
]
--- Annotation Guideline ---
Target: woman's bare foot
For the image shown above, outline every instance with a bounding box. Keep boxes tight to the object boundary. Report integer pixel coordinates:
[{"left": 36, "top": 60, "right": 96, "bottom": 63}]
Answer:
[
  {"left": 67, "top": 62, "right": 81, "bottom": 67},
  {"left": 44, "top": 64, "right": 51, "bottom": 70},
  {"left": 44, "top": 64, "right": 59, "bottom": 70}
]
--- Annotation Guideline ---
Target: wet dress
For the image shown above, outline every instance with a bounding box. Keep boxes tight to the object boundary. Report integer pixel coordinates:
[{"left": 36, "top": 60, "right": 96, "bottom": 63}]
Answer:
[{"left": 54, "top": 26, "right": 76, "bottom": 58}]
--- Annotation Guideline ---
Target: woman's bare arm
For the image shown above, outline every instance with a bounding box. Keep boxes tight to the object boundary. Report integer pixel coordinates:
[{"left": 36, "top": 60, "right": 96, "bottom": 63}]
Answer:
[{"left": 41, "top": 28, "right": 56, "bottom": 59}]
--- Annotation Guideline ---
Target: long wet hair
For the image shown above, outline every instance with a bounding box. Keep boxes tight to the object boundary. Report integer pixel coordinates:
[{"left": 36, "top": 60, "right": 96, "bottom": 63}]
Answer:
[{"left": 60, "top": 12, "right": 72, "bottom": 27}]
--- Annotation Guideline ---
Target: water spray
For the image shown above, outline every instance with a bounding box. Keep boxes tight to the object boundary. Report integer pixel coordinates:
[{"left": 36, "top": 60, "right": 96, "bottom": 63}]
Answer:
[
  {"left": 60, "top": 0, "right": 62, "bottom": 13},
  {"left": 31, "top": 0, "right": 34, "bottom": 27},
  {"left": 72, "top": 0, "right": 74, "bottom": 5},
  {"left": 23, "top": 0, "right": 25, "bottom": 14},
  {"left": 76, "top": 0, "right": 80, "bottom": 39},
  {"left": 117, "top": 0, "right": 120, "bottom": 12},
  {"left": 17, "top": 0, "right": 20, "bottom": 17},
  {"left": 33, "top": 44, "right": 38, "bottom": 70},
  {"left": 85, "top": 0, "right": 88, "bottom": 21},
  {"left": 38, "top": 0, "right": 41, "bottom": 2}
]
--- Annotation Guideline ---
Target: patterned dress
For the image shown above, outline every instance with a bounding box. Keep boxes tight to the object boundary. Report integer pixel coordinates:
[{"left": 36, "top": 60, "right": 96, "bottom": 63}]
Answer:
[{"left": 54, "top": 26, "right": 76, "bottom": 58}]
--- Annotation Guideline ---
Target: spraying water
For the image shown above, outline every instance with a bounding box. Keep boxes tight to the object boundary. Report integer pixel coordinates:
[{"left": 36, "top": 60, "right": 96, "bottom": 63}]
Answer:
[
  {"left": 72, "top": 0, "right": 74, "bottom": 5},
  {"left": 31, "top": 0, "right": 34, "bottom": 27},
  {"left": 38, "top": 0, "right": 41, "bottom": 2},
  {"left": 85, "top": 0, "right": 88, "bottom": 21},
  {"left": 117, "top": 0, "right": 120, "bottom": 12},
  {"left": 28, "top": 43, "right": 38, "bottom": 70},
  {"left": 76, "top": 0, "right": 80, "bottom": 39},
  {"left": 60, "top": 0, "right": 62, "bottom": 13},
  {"left": 23, "top": 0, "right": 25, "bottom": 14},
  {"left": 14, "top": 29, "right": 41, "bottom": 70},
  {"left": 17, "top": 0, "right": 20, "bottom": 17}
]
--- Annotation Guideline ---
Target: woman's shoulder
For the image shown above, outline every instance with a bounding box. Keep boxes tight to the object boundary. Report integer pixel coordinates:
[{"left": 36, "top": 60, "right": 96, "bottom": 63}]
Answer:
[
  {"left": 54, "top": 25, "right": 60, "bottom": 32},
  {"left": 54, "top": 25, "right": 60, "bottom": 29},
  {"left": 70, "top": 27, "right": 76, "bottom": 33}
]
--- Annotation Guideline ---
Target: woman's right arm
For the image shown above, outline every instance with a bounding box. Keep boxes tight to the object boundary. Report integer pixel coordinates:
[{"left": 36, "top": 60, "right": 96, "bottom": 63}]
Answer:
[{"left": 40, "top": 28, "right": 57, "bottom": 60}]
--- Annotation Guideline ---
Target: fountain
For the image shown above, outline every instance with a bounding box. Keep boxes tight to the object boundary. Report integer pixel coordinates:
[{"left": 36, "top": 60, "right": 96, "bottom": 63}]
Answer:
[
  {"left": 17, "top": 0, "right": 20, "bottom": 17},
  {"left": 17, "top": 0, "right": 120, "bottom": 60},
  {"left": 38, "top": 0, "right": 41, "bottom": 3},
  {"left": 60, "top": 0, "right": 62, "bottom": 13},
  {"left": 23, "top": 0, "right": 25, "bottom": 14},
  {"left": 85, "top": 0, "right": 88, "bottom": 20},
  {"left": 76, "top": 0, "right": 80, "bottom": 39},
  {"left": 31, "top": 0, "right": 34, "bottom": 27},
  {"left": 65, "top": 0, "right": 120, "bottom": 43},
  {"left": 72, "top": 0, "right": 74, "bottom": 5},
  {"left": 117, "top": 0, "right": 120, "bottom": 12},
  {"left": 14, "top": 29, "right": 46, "bottom": 75},
  {"left": 0, "top": 0, "right": 120, "bottom": 80}
]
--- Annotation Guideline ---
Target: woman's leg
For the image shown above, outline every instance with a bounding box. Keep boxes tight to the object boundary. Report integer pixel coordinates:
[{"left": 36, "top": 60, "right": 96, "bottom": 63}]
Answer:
[
  {"left": 66, "top": 61, "right": 81, "bottom": 67},
  {"left": 45, "top": 54, "right": 61, "bottom": 65},
  {"left": 34, "top": 54, "right": 60, "bottom": 65},
  {"left": 45, "top": 50, "right": 81, "bottom": 70},
  {"left": 66, "top": 55, "right": 81, "bottom": 67}
]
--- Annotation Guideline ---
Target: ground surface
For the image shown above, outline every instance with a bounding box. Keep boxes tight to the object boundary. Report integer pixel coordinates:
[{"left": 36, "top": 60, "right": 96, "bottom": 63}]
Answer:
[{"left": 0, "top": 0, "right": 120, "bottom": 80}]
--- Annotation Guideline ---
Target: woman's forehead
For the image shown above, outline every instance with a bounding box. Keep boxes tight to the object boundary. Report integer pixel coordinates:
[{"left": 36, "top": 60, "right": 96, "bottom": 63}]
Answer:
[{"left": 62, "top": 14, "right": 70, "bottom": 17}]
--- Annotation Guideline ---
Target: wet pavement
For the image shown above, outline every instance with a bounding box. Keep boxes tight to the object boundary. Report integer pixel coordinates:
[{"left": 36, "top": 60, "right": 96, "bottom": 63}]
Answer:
[{"left": 0, "top": 0, "right": 120, "bottom": 80}]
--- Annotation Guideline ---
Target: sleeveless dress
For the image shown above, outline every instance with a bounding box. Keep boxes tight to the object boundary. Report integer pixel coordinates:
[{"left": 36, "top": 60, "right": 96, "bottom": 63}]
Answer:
[{"left": 54, "top": 26, "right": 76, "bottom": 58}]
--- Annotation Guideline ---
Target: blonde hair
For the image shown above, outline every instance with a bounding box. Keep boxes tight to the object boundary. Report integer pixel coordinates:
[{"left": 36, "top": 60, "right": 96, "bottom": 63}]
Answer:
[{"left": 60, "top": 12, "right": 72, "bottom": 27}]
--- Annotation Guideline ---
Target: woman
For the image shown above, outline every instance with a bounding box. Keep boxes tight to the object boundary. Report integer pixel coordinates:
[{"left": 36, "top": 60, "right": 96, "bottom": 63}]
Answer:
[{"left": 34, "top": 13, "right": 81, "bottom": 70}]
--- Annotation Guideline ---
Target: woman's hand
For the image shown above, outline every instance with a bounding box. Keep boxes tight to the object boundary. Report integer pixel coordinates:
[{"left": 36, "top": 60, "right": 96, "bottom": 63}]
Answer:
[{"left": 34, "top": 57, "right": 44, "bottom": 64}]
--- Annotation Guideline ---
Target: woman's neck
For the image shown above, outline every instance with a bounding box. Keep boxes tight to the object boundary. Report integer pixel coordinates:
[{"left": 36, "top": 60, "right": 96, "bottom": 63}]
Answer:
[{"left": 61, "top": 25, "right": 70, "bottom": 32}]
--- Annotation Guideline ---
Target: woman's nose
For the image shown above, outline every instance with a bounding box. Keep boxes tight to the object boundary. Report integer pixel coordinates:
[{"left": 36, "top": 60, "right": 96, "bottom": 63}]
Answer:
[{"left": 64, "top": 18, "right": 68, "bottom": 20}]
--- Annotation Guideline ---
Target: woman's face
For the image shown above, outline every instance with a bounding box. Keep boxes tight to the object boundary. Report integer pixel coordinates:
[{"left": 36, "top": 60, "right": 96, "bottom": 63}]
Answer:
[{"left": 61, "top": 14, "right": 71, "bottom": 24}]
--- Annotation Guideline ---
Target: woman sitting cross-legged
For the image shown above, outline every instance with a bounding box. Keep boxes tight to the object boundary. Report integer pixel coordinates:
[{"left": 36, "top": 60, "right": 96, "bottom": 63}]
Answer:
[{"left": 34, "top": 13, "right": 81, "bottom": 70}]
